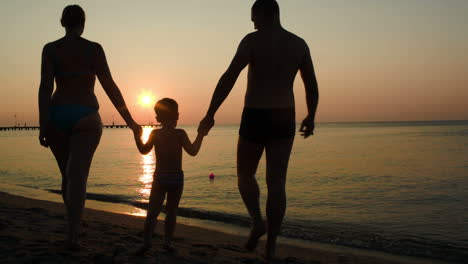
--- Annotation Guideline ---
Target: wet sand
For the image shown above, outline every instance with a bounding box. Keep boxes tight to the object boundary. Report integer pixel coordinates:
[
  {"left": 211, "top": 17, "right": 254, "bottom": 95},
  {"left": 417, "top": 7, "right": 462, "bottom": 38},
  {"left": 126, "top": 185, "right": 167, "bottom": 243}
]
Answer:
[{"left": 0, "top": 191, "right": 451, "bottom": 264}]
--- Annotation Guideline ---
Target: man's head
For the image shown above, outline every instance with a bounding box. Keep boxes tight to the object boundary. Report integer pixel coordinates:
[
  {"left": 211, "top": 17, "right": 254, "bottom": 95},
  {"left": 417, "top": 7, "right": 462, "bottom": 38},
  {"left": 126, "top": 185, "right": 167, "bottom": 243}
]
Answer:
[
  {"left": 251, "top": 0, "right": 280, "bottom": 29},
  {"left": 154, "top": 98, "right": 179, "bottom": 127},
  {"left": 61, "top": 5, "right": 85, "bottom": 35}
]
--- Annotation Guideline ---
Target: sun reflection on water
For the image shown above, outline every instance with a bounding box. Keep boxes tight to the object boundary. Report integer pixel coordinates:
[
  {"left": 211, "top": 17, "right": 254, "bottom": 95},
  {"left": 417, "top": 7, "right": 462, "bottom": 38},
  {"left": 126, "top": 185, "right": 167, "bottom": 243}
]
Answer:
[{"left": 136, "top": 127, "right": 156, "bottom": 203}]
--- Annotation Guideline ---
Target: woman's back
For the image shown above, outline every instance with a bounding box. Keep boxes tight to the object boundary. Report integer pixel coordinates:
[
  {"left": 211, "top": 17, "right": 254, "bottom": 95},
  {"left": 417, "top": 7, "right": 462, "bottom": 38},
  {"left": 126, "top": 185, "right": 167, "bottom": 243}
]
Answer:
[{"left": 49, "top": 37, "right": 99, "bottom": 109}]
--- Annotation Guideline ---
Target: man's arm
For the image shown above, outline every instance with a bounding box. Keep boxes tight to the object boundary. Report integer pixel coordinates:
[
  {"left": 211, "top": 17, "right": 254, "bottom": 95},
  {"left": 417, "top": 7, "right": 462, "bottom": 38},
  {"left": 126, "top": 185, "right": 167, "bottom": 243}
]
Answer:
[
  {"left": 199, "top": 35, "right": 252, "bottom": 135},
  {"left": 38, "top": 44, "right": 54, "bottom": 147},
  {"left": 96, "top": 44, "right": 138, "bottom": 130},
  {"left": 299, "top": 42, "right": 319, "bottom": 138}
]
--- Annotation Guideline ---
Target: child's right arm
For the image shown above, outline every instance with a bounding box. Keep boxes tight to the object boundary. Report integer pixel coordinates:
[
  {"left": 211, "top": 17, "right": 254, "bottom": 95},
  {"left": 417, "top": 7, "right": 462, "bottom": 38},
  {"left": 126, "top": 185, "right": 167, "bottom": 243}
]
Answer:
[
  {"left": 133, "top": 128, "right": 155, "bottom": 155},
  {"left": 180, "top": 130, "right": 204, "bottom": 156}
]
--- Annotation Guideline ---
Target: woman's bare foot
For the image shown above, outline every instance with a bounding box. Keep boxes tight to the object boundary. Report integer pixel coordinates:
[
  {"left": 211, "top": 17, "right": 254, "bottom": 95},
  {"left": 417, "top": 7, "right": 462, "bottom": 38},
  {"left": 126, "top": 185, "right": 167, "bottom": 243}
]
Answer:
[
  {"left": 244, "top": 223, "right": 266, "bottom": 251},
  {"left": 163, "top": 241, "right": 175, "bottom": 252},
  {"left": 264, "top": 236, "right": 278, "bottom": 261}
]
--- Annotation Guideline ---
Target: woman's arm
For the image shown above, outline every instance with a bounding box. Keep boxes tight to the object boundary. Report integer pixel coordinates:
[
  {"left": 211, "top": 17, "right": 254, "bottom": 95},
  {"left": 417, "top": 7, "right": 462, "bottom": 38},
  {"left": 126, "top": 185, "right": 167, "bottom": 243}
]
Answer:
[
  {"left": 95, "top": 43, "right": 138, "bottom": 130},
  {"left": 180, "top": 130, "right": 204, "bottom": 156},
  {"left": 38, "top": 44, "right": 55, "bottom": 147},
  {"left": 134, "top": 129, "right": 155, "bottom": 155}
]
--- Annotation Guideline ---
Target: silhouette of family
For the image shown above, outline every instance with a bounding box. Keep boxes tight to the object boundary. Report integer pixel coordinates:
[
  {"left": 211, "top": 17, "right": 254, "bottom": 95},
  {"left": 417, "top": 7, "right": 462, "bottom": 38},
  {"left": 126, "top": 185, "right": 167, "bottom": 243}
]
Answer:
[{"left": 38, "top": 1, "right": 318, "bottom": 260}]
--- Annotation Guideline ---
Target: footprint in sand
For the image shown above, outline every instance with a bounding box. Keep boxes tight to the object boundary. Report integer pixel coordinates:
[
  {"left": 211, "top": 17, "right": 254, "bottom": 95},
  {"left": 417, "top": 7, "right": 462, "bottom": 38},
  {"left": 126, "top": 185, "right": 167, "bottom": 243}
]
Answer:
[
  {"left": 219, "top": 244, "right": 245, "bottom": 253},
  {"left": 285, "top": 256, "right": 319, "bottom": 264},
  {"left": 172, "top": 237, "right": 185, "bottom": 242},
  {"left": 191, "top": 243, "right": 218, "bottom": 251},
  {"left": 51, "top": 214, "right": 66, "bottom": 220},
  {"left": 25, "top": 207, "right": 47, "bottom": 213},
  {"left": 1, "top": 235, "right": 20, "bottom": 246},
  {"left": 98, "top": 223, "right": 112, "bottom": 231},
  {"left": 189, "top": 250, "right": 208, "bottom": 257},
  {"left": 104, "top": 231, "right": 120, "bottom": 236},
  {"left": 122, "top": 235, "right": 142, "bottom": 243},
  {"left": 337, "top": 255, "right": 355, "bottom": 264},
  {"left": 91, "top": 253, "right": 113, "bottom": 263},
  {"left": 239, "top": 257, "right": 258, "bottom": 264}
]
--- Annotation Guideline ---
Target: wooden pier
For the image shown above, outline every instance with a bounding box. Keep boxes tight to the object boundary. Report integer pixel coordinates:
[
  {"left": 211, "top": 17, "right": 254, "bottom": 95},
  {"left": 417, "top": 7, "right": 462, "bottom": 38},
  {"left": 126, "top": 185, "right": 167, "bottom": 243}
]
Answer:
[{"left": 0, "top": 125, "right": 157, "bottom": 131}]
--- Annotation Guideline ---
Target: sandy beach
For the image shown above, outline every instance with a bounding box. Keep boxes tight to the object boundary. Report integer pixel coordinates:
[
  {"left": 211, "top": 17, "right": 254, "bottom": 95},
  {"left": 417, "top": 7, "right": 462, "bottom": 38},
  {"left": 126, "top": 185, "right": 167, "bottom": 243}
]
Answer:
[{"left": 0, "top": 191, "right": 454, "bottom": 264}]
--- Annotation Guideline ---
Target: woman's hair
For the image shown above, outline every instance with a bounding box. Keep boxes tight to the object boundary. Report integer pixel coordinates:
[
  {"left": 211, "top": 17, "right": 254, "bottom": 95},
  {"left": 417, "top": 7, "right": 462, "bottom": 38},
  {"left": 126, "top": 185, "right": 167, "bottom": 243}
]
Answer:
[
  {"left": 154, "top": 98, "right": 179, "bottom": 123},
  {"left": 252, "top": 0, "right": 280, "bottom": 18},
  {"left": 61, "top": 5, "right": 85, "bottom": 28}
]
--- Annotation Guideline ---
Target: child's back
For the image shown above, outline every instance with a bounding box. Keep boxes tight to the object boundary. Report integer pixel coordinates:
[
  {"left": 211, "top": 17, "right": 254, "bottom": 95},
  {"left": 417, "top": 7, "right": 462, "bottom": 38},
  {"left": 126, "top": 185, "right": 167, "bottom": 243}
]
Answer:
[
  {"left": 133, "top": 98, "right": 204, "bottom": 254},
  {"left": 153, "top": 128, "right": 184, "bottom": 173}
]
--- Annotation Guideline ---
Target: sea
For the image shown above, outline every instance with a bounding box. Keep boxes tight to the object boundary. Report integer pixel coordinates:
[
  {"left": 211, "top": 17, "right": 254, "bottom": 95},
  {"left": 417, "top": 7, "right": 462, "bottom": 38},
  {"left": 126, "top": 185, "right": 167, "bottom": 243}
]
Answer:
[{"left": 1, "top": 121, "right": 467, "bottom": 262}]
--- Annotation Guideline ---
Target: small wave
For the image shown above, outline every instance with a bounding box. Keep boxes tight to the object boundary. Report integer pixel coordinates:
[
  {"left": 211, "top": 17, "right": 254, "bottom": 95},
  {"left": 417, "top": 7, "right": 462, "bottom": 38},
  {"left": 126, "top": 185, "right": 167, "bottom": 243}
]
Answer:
[
  {"left": 47, "top": 189, "right": 134, "bottom": 204},
  {"left": 46, "top": 189, "right": 251, "bottom": 227},
  {"left": 17, "top": 184, "right": 40, "bottom": 189}
]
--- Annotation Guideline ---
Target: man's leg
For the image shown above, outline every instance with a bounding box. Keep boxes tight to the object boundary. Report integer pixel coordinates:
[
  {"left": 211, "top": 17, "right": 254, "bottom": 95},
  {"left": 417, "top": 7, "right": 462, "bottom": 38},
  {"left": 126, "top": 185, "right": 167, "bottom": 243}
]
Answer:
[
  {"left": 237, "top": 136, "right": 266, "bottom": 250},
  {"left": 264, "top": 136, "right": 294, "bottom": 259}
]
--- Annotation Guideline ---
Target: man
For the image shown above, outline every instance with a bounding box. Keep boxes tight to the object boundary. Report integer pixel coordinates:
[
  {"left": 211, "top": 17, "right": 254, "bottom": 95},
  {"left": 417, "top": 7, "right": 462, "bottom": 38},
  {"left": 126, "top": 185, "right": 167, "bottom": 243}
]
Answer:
[{"left": 199, "top": 0, "right": 319, "bottom": 259}]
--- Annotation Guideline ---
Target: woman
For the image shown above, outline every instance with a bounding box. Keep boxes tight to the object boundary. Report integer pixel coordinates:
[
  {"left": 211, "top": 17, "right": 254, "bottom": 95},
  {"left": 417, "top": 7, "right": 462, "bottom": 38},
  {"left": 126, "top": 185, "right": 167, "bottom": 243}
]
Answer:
[{"left": 38, "top": 5, "right": 139, "bottom": 249}]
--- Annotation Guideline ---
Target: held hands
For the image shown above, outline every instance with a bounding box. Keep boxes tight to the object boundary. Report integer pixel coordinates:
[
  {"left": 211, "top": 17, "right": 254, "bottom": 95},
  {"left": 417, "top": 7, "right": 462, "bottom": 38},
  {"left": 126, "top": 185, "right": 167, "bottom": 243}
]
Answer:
[
  {"left": 129, "top": 122, "right": 142, "bottom": 138},
  {"left": 198, "top": 115, "right": 215, "bottom": 136},
  {"left": 299, "top": 115, "right": 315, "bottom": 139},
  {"left": 39, "top": 127, "right": 48, "bottom": 148}
]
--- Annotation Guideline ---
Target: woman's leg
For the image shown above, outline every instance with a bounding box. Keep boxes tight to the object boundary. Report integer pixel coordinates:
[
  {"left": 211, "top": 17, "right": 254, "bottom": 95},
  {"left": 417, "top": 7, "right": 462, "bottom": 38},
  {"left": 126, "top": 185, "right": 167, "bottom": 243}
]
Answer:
[
  {"left": 66, "top": 113, "right": 102, "bottom": 244},
  {"left": 164, "top": 185, "right": 183, "bottom": 248},
  {"left": 47, "top": 125, "right": 71, "bottom": 215}
]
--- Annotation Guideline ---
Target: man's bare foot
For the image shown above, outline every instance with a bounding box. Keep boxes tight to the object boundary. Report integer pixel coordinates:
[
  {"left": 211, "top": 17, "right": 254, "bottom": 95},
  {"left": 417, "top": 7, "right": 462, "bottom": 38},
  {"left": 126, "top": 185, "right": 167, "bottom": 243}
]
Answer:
[
  {"left": 65, "top": 240, "right": 81, "bottom": 251},
  {"left": 244, "top": 224, "right": 266, "bottom": 251},
  {"left": 135, "top": 243, "right": 151, "bottom": 256},
  {"left": 264, "top": 240, "right": 276, "bottom": 261}
]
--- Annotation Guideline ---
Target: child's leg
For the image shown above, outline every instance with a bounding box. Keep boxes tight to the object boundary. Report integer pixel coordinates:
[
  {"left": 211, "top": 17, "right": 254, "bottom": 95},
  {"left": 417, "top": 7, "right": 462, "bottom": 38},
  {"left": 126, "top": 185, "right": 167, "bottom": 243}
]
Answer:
[
  {"left": 164, "top": 184, "right": 183, "bottom": 247},
  {"left": 143, "top": 183, "right": 167, "bottom": 248}
]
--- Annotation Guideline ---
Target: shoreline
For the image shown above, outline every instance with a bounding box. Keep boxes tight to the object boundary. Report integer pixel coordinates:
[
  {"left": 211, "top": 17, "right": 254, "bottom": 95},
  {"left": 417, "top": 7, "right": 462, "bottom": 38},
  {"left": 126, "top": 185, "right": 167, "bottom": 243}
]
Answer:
[
  {"left": 3, "top": 183, "right": 466, "bottom": 263},
  {"left": 0, "top": 191, "right": 453, "bottom": 264}
]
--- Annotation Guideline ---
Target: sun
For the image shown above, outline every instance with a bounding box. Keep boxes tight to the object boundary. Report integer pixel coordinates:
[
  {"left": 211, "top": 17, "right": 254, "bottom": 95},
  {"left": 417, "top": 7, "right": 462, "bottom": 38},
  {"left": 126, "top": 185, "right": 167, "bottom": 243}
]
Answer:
[{"left": 139, "top": 93, "right": 156, "bottom": 107}]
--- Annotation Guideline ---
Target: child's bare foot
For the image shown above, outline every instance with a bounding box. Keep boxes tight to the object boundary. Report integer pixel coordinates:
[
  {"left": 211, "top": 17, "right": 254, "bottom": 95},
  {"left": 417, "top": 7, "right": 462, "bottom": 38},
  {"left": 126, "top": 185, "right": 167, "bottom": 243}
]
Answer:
[
  {"left": 244, "top": 223, "right": 266, "bottom": 251},
  {"left": 135, "top": 244, "right": 151, "bottom": 256}
]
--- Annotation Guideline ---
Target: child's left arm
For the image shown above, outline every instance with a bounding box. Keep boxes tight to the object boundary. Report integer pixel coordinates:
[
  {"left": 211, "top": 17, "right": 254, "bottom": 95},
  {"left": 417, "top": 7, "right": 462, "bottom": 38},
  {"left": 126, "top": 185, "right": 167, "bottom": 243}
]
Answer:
[
  {"left": 134, "top": 129, "right": 156, "bottom": 155},
  {"left": 180, "top": 130, "right": 204, "bottom": 156}
]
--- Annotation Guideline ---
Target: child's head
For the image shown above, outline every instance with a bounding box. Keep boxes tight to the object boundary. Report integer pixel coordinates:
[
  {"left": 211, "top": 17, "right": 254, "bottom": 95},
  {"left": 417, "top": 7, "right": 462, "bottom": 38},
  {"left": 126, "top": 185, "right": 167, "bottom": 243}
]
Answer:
[{"left": 154, "top": 98, "right": 179, "bottom": 127}]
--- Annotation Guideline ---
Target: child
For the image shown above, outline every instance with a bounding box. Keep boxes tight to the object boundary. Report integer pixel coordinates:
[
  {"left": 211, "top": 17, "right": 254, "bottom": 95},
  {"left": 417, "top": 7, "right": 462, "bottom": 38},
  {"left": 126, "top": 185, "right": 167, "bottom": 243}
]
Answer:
[{"left": 133, "top": 98, "right": 205, "bottom": 253}]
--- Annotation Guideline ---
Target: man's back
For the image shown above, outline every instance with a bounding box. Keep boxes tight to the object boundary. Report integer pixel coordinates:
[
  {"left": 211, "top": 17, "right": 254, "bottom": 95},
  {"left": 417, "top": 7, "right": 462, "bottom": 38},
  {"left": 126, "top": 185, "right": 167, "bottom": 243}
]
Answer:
[
  {"left": 245, "top": 28, "right": 308, "bottom": 109},
  {"left": 199, "top": 1, "right": 319, "bottom": 259}
]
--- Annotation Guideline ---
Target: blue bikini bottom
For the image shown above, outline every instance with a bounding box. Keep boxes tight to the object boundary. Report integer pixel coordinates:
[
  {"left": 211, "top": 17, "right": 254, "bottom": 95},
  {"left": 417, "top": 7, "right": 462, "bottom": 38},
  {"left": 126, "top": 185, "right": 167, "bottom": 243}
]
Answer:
[{"left": 49, "top": 104, "right": 98, "bottom": 134}]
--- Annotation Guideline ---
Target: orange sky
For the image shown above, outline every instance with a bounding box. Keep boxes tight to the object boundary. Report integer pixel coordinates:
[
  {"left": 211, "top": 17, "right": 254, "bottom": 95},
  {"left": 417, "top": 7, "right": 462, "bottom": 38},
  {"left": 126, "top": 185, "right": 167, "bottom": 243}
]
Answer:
[{"left": 1, "top": 0, "right": 467, "bottom": 126}]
